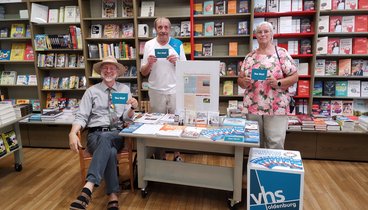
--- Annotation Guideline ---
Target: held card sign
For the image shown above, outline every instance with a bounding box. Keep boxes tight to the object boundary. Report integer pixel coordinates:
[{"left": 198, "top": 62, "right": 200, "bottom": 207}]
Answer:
[
  {"left": 155, "top": 49, "right": 169, "bottom": 58},
  {"left": 251, "top": 69, "right": 268, "bottom": 80},
  {"left": 111, "top": 93, "right": 128, "bottom": 104}
]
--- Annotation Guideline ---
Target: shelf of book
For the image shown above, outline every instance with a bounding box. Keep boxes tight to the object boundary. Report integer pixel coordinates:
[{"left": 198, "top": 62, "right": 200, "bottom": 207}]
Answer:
[
  {"left": 315, "top": 75, "right": 368, "bottom": 79},
  {"left": 316, "top": 54, "right": 368, "bottom": 58},
  {"left": 0, "top": 60, "right": 34, "bottom": 64},
  {"left": 319, "top": 9, "right": 368, "bottom": 15},
  {"left": 0, "top": 37, "right": 32, "bottom": 41},
  {"left": 313, "top": 96, "right": 368, "bottom": 100},
  {"left": 37, "top": 67, "right": 85, "bottom": 70},
  {"left": 318, "top": 32, "right": 368, "bottom": 36},
  {"left": 253, "top": 32, "right": 315, "bottom": 38},
  {"left": 0, "top": 85, "right": 38, "bottom": 87},
  {"left": 193, "top": 13, "right": 251, "bottom": 19},
  {"left": 41, "top": 88, "right": 86, "bottom": 92},
  {"left": 137, "top": 15, "right": 190, "bottom": 20},
  {"left": 83, "top": 17, "right": 135, "bottom": 21},
  {"left": 195, "top": 34, "right": 250, "bottom": 39},
  {"left": 254, "top": 10, "right": 316, "bottom": 18}
]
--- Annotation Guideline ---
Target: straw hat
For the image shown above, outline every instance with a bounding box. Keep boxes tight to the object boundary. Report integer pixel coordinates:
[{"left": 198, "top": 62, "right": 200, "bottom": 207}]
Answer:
[{"left": 92, "top": 56, "right": 127, "bottom": 77}]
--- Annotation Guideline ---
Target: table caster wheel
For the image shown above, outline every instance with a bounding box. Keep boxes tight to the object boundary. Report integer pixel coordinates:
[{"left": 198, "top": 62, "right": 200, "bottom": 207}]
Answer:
[
  {"left": 15, "top": 164, "right": 22, "bottom": 172},
  {"left": 141, "top": 189, "right": 148, "bottom": 198}
]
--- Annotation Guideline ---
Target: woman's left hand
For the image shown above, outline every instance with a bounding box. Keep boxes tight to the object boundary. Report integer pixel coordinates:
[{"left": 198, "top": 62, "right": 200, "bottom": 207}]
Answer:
[{"left": 266, "top": 75, "right": 278, "bottom": 89}]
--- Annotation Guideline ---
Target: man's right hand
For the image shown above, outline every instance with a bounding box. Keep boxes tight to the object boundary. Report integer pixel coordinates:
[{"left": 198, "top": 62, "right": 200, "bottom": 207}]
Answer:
[{"left": 69, "top": 132, "right": 82, "bottom": 153}]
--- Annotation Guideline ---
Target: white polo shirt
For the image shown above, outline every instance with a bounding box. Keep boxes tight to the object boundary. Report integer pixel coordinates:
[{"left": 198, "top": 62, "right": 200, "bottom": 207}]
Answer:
[{"left": 141, "top": 37, "right": 186, "bottom": 94}]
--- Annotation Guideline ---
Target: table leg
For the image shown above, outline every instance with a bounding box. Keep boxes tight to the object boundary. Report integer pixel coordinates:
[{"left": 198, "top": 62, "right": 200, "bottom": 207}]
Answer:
[
  {"left": 137, "top": 139, "right": 147, "bottom": 190},
  {"left": 232, "top": 146, "right": 244, "bottom": 204}
]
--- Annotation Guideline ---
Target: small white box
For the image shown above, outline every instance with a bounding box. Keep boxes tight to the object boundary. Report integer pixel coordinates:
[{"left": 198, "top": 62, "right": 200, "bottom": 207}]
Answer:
[
  {"left": 247, "top": 148, "right": 304, "bottom": 210},
  {"left": 19, "top": 10, "right": 29, "bottom": 19}
]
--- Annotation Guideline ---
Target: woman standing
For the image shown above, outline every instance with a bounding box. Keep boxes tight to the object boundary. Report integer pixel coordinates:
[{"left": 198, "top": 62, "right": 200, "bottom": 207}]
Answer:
[{"left": 237, "top": 22, "right": 298, "bottom": 149}]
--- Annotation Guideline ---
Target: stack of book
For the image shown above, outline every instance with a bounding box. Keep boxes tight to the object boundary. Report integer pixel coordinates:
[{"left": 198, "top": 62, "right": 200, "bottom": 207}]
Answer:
[
  {"left": 299, "top": 115, "right": 315, "bottom": 131},
  {"left": 0, "top": 104, "right": 17, "bottom": 125},
  {"left": 325, "top": 119, "right": 341, "bottom": 131},
  {"left": 314, "top": 118, "right": 327, "bottom": 131},
  {"left": 41, "top": 110, "right": 63, "bottom": 122},
  {"left": 336, "top": 116, "right": 355, "bottom": 131},
  {"left": 358, "top": 116, "right": 368, "bottom": 131},
  {"left": 287, "top": 116, "right": 302, "bottom": 131}
]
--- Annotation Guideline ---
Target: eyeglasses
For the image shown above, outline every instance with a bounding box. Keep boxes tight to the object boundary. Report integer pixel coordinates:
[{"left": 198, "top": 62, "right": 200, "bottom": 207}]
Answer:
[{"left": 256, "top": 30, "right": 270, "bottom": 35}]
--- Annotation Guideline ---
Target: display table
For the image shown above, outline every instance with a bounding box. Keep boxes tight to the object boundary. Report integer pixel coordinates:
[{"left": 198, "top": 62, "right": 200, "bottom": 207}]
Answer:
[{"left": 119, "top": 132, "right": 259, "bottom": 207}]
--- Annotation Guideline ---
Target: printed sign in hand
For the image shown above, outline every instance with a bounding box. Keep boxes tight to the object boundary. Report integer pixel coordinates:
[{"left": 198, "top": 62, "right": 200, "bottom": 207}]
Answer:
[
  {"left": 155, "top": 49, "right": 169, "bottom": 58},
  {"left": 251, "top": 69, "right": 268, "bottom": 81},
  {"left": 111, "top": 93, "right": 128, "bottom": 104}
]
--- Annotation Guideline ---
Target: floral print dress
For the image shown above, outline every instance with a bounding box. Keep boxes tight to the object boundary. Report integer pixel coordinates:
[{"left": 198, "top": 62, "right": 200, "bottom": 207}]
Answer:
[{"left": 240, "top": 47, "right": 297, "bottom": 115}]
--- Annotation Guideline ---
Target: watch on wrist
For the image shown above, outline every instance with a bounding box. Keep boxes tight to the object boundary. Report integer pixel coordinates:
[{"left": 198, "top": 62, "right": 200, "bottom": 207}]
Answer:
[
  {"left": 277, "top": 80, "right": 282, "bottom": 87},
  {"left": 130, "top": 106, "right": 136, "bottom": 110}
]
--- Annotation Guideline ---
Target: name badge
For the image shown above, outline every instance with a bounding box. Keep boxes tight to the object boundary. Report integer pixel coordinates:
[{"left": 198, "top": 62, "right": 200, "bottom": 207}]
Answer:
[
  {"left": 251, "top": 69, "right": 268, "bottom": 81},
  {"left": 155, "top": 49, "right": 169, "bottom": 58},
  {"left": 111, "top": 93, "right": 128, "bottom": 104}
]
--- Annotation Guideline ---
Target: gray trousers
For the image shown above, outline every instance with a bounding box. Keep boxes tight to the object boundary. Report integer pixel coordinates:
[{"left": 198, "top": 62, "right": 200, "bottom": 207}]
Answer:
[
  {"left": 246, "top": 114, "right": 288, "bottom": 149},
  {"left": 86, "top": 130, "right": 124, "bottom": 195},
  {"left": 148, "top": 89, "right": 176, "bottom": 114}
]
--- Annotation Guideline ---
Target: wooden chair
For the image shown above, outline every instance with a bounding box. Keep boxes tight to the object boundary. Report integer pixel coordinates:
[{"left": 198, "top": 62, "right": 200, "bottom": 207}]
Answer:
[{"left": 77, "top": 130, "right": 134, "bottom": 192}]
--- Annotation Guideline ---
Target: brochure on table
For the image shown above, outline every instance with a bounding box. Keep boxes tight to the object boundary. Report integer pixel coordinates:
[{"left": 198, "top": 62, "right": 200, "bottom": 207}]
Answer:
[
  {"left": 247, "top": 148, "right": 304, "bottom": 210},
  {"left": 176, "top": 61, "right": 220, "bottom": 113}
]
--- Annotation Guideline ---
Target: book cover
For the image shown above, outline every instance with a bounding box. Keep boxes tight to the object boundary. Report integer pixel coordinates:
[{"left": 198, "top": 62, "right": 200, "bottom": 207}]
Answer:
[
  {"left": 180, "top": 21, "right": 190, "bottom": 37},
  {"left": 329, "top": 16, "right": 342, "bottom": 32},
  {"left": 342, "top": 100, "right": 354, "bottom": 116},
  {"left": 48, "top": 9, "right": 59, "bottom": 23},
  {"left": 0, "top": 50, "right": 11, "bottom": 61},
  {"left": 10, "top": 24, "right": 25, "bottom": 38},
  {"left": 254, "top": 0, "right": 266, "bottom": 12},
  {"left": 332, "top": 0, "right": 345, "bottom": 10},
  {"left": 239, "top": 0, "right": 249, "bottom": 13},
  {"left": 320, "top": 0, "right": 332, "bottom": 10},
  {"left": 339, "top": 38, "right": 352, "bottom": 55},
  {"left": 215, "top": 0, "right": 226, "bottom": 14},
  {"left": 325, "top": 60, "right": 337, "bottom": 75},
  {"left": 45, "top": 53, "right": 55, "bottom": 67},
  {"left": 361, "top": 81, "right": 368, "bottom": 97},
  {"left": 300, "top": 39, "right": 312, "bottom": 54},
  {"left": 345, "top": 0, "right": 357, "bottom": 9},
  {"left": 194, "top": 43, "right": 203, "bottom": 56},
  {"left": 223, "top": 80, "right": 234, "bottom": 95},
  {"left": 320, "top": 100, "right": 331, "bottom": 116},
  {"left": 331, "top": 100, "right": 343, "bottom": 116},
  {"left": 313, "top": 80, "right": 323, "bottom": 96},
  {"left": 267, "top": 0, "right": 278, "bottom": 12},
  {"left": 64, "top": 6, "right": 77, "bottom": 22},
  {"left": 2, "top": 130, "right": 18, "bottom": 153},
  {"left": 342, "top": 16, "right": 355, "bottom": 32},
  {"left": 347, "top": 80, "right": 360, "bottom": 97},
  {"left": 122, "top": 0, "right": 133, "bottom": 17},
  {"left": 303, "top": 0, "right": 315, "bottom": 10},
  {"left": 316, "top": 36, "right": 328, "bottom": 55},
  {"left": 328, "top": 38, "right": 340, "bottom": 54},
  {"left": 355, "top": 15, "right": 368, "bottom": 32},
  {"left": 34, "top": 34, "right": 48, "bottom": 50},
  {"left": 181, "top": 127, "right": 205, "bottom": 138},
  {"left": 30, "top": 3, "right": 48, "bottom": 23},
  {"left": 10, "top": 43, "right": 26, "bottom": 61},
  {"left": 121, "top": 122, "right": 144, "bottom": 133},
  {"left": 338, "top": 59, "right": 352, "bottom": 76},
  {"left": 204, "top": 21, "right": 214, "bottom": 36},
  {"left": 194, "top": 3, "right": 203, "bottom": 15},
  {"left": 170, "top": 24, "right": 181, "bottom": 37},
  {"left": 323, "top": 81, "right": 335, "bottom": 96},
  {"left": 184, "top": 110, "right": 196, "bottom": 125},
  {"left": 202, "top": 43, "right": 213, "bottom": 56},
  {"left": 279, "top": 0, "right": 292, "bottom": 12},
  {"left": 203, "top": 0, "right": 214, "bottom": 15},
  {"left": 207, "top": 111, "right": 220, "bottom": 125},
  {"left": 90, "top": 24, "right": 102, "bottom": 38},
  {"left": 23, "top": 44, "right": 34, "bottom": 61},
  {"left": 16, "top": 75, "right": 28, "bottom": 85},
  {"left": 266, "top": 18, "right": 278, "bottom": 33},
  {"left": 50, "top": 77, "right": 60, "bottom": 89},
  {"left": 0, "top": 71, "right": 16, "bottom": 85},
  {"left": 318, "top": 16, "right": 329, "bottom": 33},
  {"left": 28, "top": 75, "right": 37, "bottom": 85},
  {"left": 59, "top": 77, "right": 69, "bottom": 89},
  {"left": 214, "top": 22, "right": 224, "bottom": 36},
  {"left": 297, "top": 80, "right": 310, "bottom": 97},
  {"left": 103, "top": 24, "right": 120, "bottom": 38},
  {"left": 195, "top": 111, "right": 208, "bottom": 126},
  {"left": 43, "top": 76, "right": 51, "bottom": 89},
  {"left": 0, "top": 137, "right": 7, "bottom": 158},
  {"left": 300, "top": 18, "right": 311, "bottom": 33},
  {"left": 194, "top": 23, "right": 203, "bottom": 36},
  {"left": 335, "top": 81, "right": 348, "bottom": 96},
  {"left": 353, "top": 38, "right": 368, "bottom": 54},
  {"left": 140, "top": 1, "right": 155, "bottom": 17},
  {"left": 228, "top": 42, "right": 238, "bottom": 56},
  {"left": 102, "top": 0, "right": 117, "bottom": 18},
  {"left": 238, "top": 21, "right": 248, "bottom": 35},
  {"left": 351, "top": 60, "right": 364, "bottom": 76}
]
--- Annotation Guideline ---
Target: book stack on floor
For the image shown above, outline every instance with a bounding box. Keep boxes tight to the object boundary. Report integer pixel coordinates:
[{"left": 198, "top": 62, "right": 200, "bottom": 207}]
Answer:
[
  {"left": 41, "top": 110, "right": 63, "bottom": 122},
  {"left": 0, "top": 104, "right": 17, "bottom": 125}
]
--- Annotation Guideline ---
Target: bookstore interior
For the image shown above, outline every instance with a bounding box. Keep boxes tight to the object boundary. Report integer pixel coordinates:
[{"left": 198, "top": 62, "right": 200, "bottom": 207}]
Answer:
[{"left": 0, "top": 0, "right": 367, "bottom": 209}]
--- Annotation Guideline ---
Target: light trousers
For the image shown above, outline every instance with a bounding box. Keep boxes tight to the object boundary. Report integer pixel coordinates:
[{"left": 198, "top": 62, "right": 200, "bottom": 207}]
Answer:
[
  {"left": 246, "top": 114, "right": 288, "bottom": 149},
  {"left": 86, "top": 130, "right": 124, "bottom": 195},
  {"left": 148, "top": 89, "right": 176, "bottom": 114}
]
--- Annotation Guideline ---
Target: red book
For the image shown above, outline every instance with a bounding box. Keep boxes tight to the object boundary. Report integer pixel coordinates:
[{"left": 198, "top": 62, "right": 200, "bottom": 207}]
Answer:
[
  {"left": 329, "top": 16, "right": 343, "bottom": 32},
  {"left": 355, "top": 15, "right": 368, "bottom": 32},
  {"left": 23, "top": 43, "right": 34, "bottom": 61},
  {"left": 297, "top": 80, "right": 310, "bottom": 97},
  {"left": 353, "top": 38, "right": 368, "bottom": 54},
  {"left": 69, "top": 25, "right": 77, "bottom": 49},
  {"left": 327, "top": 37, "right": 340, "bottom": 54},
  {"left": 359, "top": 0, "right": 368, "bottom": 9}
]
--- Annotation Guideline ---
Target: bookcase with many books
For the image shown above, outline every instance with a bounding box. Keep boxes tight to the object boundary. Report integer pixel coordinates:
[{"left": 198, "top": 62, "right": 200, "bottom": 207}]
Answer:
[
  {"left": 0, "top": 1, "right": 38, "bottom": 110},
  {"left": 28, "top": 0, "right": 86, "bottom": 110},
  {"left": 313, "top": 0, "right": 368, "bottom": 118},
  {"left": 80, "top": 0, "right": 140, "bottom": 103}
]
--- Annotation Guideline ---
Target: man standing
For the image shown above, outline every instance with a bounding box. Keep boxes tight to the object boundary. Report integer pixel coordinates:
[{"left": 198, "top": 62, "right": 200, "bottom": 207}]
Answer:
[
  {"left": 141, "top": 17, "right": 187, "bottom": 161},
  {"left": 141, "top": 17, "right": 187, "bottom": 114},
  {"left": 69, "top": 56, "right": 138, "bottom": 210}
]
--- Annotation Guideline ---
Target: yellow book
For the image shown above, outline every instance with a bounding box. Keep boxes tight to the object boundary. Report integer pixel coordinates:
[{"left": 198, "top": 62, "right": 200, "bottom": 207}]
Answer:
[
  {"left": 194, "top": 3, "right": 203, "bottom": 15},
  {"left": 229, "top": 42, "right": 238, "bottom": 56},
  {"left": 10, "top": 43, "right": 26, "bottom": 60},
  {"left": 194, "top": 23, "right": 203, "bottom": 36},
  {"left": 183, "top": 42, "right": 191, "bottom": 54},
  {"left": 223, "top": 80, "right": 234, "bottom": 96},
  {"left": 10, "top": 24, "right": 25, "bottom": 38},
  {"left": 194, "top": 43, "right": 203, "bottom": 56}
]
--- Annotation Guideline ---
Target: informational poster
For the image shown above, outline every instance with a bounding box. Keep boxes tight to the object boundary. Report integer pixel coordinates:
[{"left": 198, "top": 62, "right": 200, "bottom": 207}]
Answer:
[{"left": 176, "top": 60, "right": 220, "bottom": 112}]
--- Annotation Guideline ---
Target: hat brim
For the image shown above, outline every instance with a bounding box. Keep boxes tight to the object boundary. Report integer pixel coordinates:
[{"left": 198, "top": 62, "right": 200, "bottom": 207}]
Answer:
[{"left": 93, "top": 61, "right": 126, "bottom": 77}]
